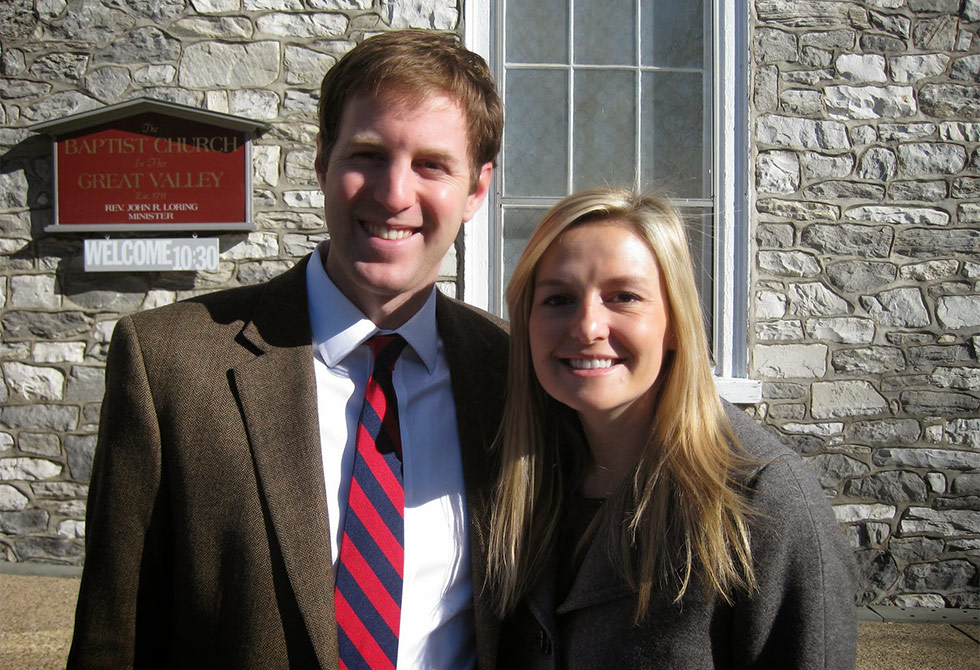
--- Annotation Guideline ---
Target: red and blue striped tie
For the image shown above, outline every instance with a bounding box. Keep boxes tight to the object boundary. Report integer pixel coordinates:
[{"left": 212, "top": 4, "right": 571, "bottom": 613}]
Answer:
[{"left": 335, "top": 334, "right": 407, "bottom": 670}]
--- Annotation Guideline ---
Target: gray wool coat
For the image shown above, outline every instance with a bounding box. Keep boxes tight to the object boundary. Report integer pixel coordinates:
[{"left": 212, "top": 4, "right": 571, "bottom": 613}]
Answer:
[{"left": 497, "top": 402, "right": 858, "bottom": 670}]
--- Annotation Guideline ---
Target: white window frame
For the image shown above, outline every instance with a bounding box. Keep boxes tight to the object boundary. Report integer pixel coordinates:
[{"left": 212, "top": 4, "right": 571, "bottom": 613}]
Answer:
[{"left": 462, "top": 0, "right": 760, "bottom": 403}]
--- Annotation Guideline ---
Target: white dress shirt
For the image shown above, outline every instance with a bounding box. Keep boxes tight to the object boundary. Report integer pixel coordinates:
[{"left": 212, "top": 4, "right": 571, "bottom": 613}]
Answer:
[{"left": 305, "top": 243, "right": 475, "bottom": 669}]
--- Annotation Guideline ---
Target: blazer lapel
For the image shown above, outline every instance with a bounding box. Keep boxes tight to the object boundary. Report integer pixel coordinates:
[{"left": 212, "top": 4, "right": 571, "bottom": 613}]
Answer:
[{"left": 231, "top": 256, "right": 338, "bottom": 668}]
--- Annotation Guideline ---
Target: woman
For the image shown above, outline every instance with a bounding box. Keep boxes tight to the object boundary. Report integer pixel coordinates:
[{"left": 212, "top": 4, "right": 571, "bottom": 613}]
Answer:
[{"left": 489, "top": 188, "right": 857, "bottom": 669}]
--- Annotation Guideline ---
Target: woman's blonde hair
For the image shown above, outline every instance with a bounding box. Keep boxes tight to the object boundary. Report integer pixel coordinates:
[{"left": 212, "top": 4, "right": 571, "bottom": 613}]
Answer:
[{"left": 488, "top": 187, "right": 756, "bottom": 622}]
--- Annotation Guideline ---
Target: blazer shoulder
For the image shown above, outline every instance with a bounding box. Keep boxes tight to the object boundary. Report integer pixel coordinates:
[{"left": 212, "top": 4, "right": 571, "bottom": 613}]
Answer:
[{"left": 123, "top": 256, "right": 311, "bottom": 346}]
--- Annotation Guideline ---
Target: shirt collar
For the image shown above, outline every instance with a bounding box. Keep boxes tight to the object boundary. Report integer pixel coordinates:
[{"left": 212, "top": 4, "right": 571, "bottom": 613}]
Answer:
[{"left": 306, "top": 241, "right": 440, "bottom": 373}]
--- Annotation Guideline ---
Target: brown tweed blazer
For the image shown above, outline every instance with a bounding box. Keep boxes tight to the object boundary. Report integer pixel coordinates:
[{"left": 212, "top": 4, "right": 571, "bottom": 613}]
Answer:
[{"left": 68, "top": 255, "right": 509, "bottom": 669}]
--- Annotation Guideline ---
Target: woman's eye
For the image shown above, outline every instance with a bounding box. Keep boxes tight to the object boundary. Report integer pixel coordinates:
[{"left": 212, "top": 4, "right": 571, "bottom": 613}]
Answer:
[
  {"left": 541, "top": 294, "right": 572, "bottom": 307},
  {"left": 609, "top": 292, "right": 641, "bottom": 303}
]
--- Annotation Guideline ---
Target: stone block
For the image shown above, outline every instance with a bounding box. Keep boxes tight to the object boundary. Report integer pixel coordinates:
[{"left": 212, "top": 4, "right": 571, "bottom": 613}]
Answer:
[
  {"left": 860, "top": 288, "right": 930, "bottom": 328},
  {"left": 826, "top": 260, "right": 896, "bottom": 293},
  {"left": 756, "top": 198, "right": 840, "bottom": 221},
  {"left": 31, "top": 482, "right": 88, "bottom": 499},
  {"left": 902, "top": 560, "right": 976, "bottom": 592},
  {"left": 939, "top": 122, "right": 980, "bottom": 142},
  {"left": 9, "top": 274, "right": 60, "bottom": 309},
  {"left": 888, "top": 180, "right": 948, "bottom": 201},
  {"left": 65, "top": 435, "right": 96, "bottom": 483},
  {"left": 382, "top": 0, "right": 458, "bottom": 29},
  {"left": 0, "top": 457, "right": 63, "bottom": 481},
  {"left": 847, "top": 419, "right": 921, "bottom": 446},
  {"left": 2, "top": 309, "right": 100, "bottom": 338},
  {"left": 762, "top": 382, "right": 807, "bottom": 400},
  {"left": 788, "top": 282, "right": 850, "bottom": 317},
  {"left": 0, "top": 509, "right": 49, "bottom": 534},
  {"left": 845, "top": 471, "right": 928, "bottom": 503},
  {"left": 952, "top": 473, "right": 980, "bottom": 495},
  {"left": 919, "top": 84, "right": 980, "bottom": 119},
  {"left": 804, "top": 453, "right": 869, "bottom": 488},
  {"left": 899, "top": 259, "right": 959, "bottom": 281},
  {"left": 895, "top": 228, "right": 980, "bottom": 258},
  {"left": 18, "top": 433, "right": 60, "bottom": 457},
  {"left": 812, "top": 380, "right": 888, "bottom": 419},
  {"left": 897, "top": 142, "right": 968, "bottom": 177},
  {"left": 931, "top": 366, "right": 980, "bottom": 391},
  {"left": 787, "top": 282, "right": 850, "bottom": 317},
  {"left": 32, "top": 342, "right": 86, "bottom": 364},
  {"left": 179, "top": 41, "right": 281, "bottom": 88},
  {"left": 756, "top": 151, "right": 800, "bottom": 194},
  {"left": 800, "top": 152, "right": 854, "bottom": 180},
  {"left": 0, "top": 484, "right": 29, "bottom": 511},
  {"left": 14, "top": 536, "right": 84, "bottom": 562},
  {"left": 948, "top": 418, "right": 980, "bottom": 448},
  {"left": 874, "top": 448, "right": 980, "bottom": 470},
  {"left": 857, "top": 146, "right": 897, "bottom": 181},
  {"left": 756, "top": 290, "right": 788, "bottom": 319},
  {"left": 756, "top": 320, "right": 804, "bottom": 341},
  {"left": 756, "top": 223, "right": 795, "bottom": 249},
  {"left": 832, "top": 346, "right": 906, "bottom": 374},
  {"left": 755, "top": 27, "right": 798, "bottom": 63},
  {"left": 754, "top": 343, "right": 828, "bottom": 378},
  {"left": 834, "top": 504, "right": 896, "bottom": 523},
  {"left": 847, "top": 204, "right": 949, "bottom": 226},
  {"left": 756, "top": 0, "right": 867, "bottom": 28},
  {"left": 824, "top": 85, "right": 916, "bottom": 120},
  {"left": 803, "top": 181, "right": 885, "bottom": 200},
  {"left": 0, "top": 405, "right": 77, "bottom": 432},
  {"left": 754, "top": 64, "right": 778, "bottom": 112},
  {"left": 901, "top": 390, "right": 980, "bottom": 415},
  {"left": 889, "top": 537, "right": 944, "bottom": 564},
  {"left": 804, "top": 317, "right": 875, "bottom": 344},
  {"left": 2, "top": 362, "right": 64, "bottom": 401},
  {"left": 779, "top": 89, "right": 825, "bottom": 115},
  {"left": 802, "top": 223, "right": 893, "bottom": 258},
  {"left": 756, "top": 115, "right": 850, "bottom": 150},
  {"left": 913, "top": 16, "right": 959, "bottom": 51},
  {"left": 172, "top": 16, "right": 253, "bottom": 39},
  {"left": 855, "top": 549, "right": 899, "bottom": 595},
  {"left": 758, "top": 251, "right": 820, "bottom": 277},
  {"left": 836, "top": 53, "right": 887, "bottom": 82}
]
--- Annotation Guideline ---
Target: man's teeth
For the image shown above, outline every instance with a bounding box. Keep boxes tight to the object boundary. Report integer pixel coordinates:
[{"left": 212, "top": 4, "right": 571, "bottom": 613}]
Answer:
[
  {"left": 567, "top": 358, "right": 614, "bottom": 369},
  {"left": 364, "top": 222, "right": 413, "bottom": 240}
]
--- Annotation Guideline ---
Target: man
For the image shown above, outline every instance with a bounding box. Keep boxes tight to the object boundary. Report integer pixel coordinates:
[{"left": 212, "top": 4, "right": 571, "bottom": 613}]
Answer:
[{"left": 69, "top": 30, "right": 507, "bottom": 669}]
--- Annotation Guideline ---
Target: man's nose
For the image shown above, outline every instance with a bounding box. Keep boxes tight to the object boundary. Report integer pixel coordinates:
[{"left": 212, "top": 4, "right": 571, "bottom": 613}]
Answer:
[{"left": 374, "top": 160, "right": 415, "bottom": 212}]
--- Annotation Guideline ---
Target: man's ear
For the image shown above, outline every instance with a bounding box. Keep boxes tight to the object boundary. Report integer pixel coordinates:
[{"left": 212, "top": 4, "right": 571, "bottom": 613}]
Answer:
[
  {"left": 314, "top": 132, "right": 327, "bottom": 187},
  {"left": 463, "top": 162, "right": 493, "bottom": 222}
]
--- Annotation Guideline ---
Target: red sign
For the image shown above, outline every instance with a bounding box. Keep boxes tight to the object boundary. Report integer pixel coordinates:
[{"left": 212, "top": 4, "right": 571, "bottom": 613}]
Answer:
[{"left": 54, "top": 112, "right": 248, "bottom": 228}]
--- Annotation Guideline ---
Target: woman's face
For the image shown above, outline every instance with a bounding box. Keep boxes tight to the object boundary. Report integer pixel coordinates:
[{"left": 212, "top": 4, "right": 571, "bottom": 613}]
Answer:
[{"left": 528, "top": 220, "right": 674, "bottom": 429}]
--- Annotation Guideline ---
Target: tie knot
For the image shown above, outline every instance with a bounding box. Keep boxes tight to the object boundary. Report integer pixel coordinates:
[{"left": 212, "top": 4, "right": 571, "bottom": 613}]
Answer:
[{"left": 367, "top": 334, "right": 407, "bottom": 373}]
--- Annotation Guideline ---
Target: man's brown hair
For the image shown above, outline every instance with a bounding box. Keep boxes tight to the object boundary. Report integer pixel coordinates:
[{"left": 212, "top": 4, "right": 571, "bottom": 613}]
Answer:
[{"left": 318, "top": 29, "right": 503, "bottom": 188}]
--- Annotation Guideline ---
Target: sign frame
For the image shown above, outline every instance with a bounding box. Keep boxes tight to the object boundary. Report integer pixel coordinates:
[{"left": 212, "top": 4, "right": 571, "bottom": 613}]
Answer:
[{"left": 32, "top": 98, "right": 267, "bottom": 233}]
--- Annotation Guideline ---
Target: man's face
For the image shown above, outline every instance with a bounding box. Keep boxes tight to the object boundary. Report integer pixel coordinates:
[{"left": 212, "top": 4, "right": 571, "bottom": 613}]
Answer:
[{"left": 315, "top": 91, "right": 492, "bottom": 327}]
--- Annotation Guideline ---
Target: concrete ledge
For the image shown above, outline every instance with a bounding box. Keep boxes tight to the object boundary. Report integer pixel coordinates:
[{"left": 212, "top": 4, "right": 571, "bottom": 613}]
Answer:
[
  {"left": 859, "top": 605, "right": 979, "bottom": 625},
  {"left": 0, "top": 562, "right": 82, "bottom": 578}
]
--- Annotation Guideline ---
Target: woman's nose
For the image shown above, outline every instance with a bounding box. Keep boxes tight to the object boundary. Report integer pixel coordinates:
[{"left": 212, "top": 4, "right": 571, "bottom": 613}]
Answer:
[{"left": 570, "top": 299, "right": 608, "bottom": 342}]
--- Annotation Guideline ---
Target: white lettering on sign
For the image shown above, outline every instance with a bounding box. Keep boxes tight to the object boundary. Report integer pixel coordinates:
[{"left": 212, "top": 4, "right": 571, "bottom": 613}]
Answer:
[{"left": 84, "top": 238, "right": 220, "bottom": 272}]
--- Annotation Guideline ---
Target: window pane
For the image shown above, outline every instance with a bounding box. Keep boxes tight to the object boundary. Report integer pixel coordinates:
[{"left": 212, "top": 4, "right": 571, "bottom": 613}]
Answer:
[
  {"left": 643, "top": 0, "right": 704, "bottom": 68},
  {"left": 642, "top": 70, "right": 705, "bottom": 198},
  {"left": 574, "top": 0, "right": 636, "bottom": 65},
  {"left": 504, "top": 70, "right": 569, "bottom": 197},
  {"left": 573, "top": 69, "right": 636, "bottom": 191},
  {"left": 502, "top": 206, "right": 550, "bottom": 313},
  {"left": 507, "top": 0, "right": 568, "bottom": 63}
]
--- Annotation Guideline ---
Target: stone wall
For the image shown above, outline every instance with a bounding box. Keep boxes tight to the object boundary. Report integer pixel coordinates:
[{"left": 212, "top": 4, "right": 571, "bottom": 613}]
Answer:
[
  {"left": 0, "top": 0, "right": 460, "bottom": 566},
  {"left": 751, "top": 0, "right": 979, "bottom": 607}
]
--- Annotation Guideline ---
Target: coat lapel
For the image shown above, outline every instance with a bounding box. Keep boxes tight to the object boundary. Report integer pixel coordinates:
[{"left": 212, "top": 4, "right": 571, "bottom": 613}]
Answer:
[{"left": 231, "top": 256, "right": 338, "bottom": 668}]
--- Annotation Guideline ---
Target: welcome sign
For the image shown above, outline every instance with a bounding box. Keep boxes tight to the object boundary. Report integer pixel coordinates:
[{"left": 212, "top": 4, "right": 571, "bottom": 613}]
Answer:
[{"left": 34, "top": 98, "right": 265, "bottom": 233}]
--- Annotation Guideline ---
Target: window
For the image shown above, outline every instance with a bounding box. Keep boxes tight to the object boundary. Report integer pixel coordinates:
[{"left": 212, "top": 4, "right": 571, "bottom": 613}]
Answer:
[{"left": 464, "top": 0, "right": 759, "bottom": 400}]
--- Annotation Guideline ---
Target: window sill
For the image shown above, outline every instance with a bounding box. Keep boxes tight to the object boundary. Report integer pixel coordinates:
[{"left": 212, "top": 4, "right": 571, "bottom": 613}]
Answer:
[{"left": 714, "top": 376, "right": 762, "bottom": 404}]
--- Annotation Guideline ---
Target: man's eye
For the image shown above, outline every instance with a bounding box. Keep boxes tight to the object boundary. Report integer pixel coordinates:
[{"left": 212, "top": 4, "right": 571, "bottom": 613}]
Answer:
[{"left": 416, "top": 160, "right": 445, "bottom": 172}]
